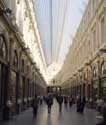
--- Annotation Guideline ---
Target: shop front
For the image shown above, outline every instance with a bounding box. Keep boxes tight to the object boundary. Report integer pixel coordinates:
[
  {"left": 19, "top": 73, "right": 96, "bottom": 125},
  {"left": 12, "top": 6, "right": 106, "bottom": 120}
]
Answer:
[
  {"left": 19, "top": 76, "right": 25, "bottom": 111},
  {"left": 0, "top": 34, "right": 8, "bottom": 121},
  {"left": 0, "top": 63, "right": 8, "bottom": 121},
  {"left": 10, "top": 70, "right": 19, "bottom": 114},
  {"left": 92, "top": 80, "right": 98, "bottom": 103}
]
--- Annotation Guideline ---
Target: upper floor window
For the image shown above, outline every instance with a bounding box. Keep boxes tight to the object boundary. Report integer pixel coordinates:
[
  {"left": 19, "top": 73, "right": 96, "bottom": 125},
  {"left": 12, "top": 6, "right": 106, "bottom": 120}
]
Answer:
[
  {"left": 93, "top": 67, "right": 97, "bottom": 78},
  {"left": 101, "top": 61, "right": 106, "bottom": 75},
  {"left": 13, "top": 50, "right": 18, "bottom": 68},
  {"left": 21, "top": 59, "right": 25, "bottom": 73},
  {"left": 0, "top": 34, "right": 7, "bottom": 60},
  {"left": 88, "top": 40, "right": 91, "bottom": 55},
  {"left": 92, "top": 27, "right": 96, "bottom": 52},
  {"left": 5, "top": 0, "right": 16, "bottom": 16},
  {"left": 26, "top": 65, "right": 29, "bottom": 73},
  {"left": 92, "top": 0, "right": 96, "bottom": 12},
  {"left": 101, "top": 16, "right": 105, "bottom": 44}
]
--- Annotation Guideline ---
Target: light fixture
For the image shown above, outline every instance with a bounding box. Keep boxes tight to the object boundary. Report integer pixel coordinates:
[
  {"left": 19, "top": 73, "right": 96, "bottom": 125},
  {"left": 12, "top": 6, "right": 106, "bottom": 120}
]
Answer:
[
  {"left": 0, "top": 8, "right": 12, "bottom": 16},
  {"left": 100, "top": 48, "right": 106, "bottom": 53}
]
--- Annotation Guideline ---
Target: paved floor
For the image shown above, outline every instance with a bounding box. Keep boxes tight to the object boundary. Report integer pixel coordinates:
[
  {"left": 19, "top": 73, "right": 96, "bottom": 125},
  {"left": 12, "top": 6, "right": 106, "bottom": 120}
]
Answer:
[{"left": 1, "top": 100, "right": 99, "bottom": 125}]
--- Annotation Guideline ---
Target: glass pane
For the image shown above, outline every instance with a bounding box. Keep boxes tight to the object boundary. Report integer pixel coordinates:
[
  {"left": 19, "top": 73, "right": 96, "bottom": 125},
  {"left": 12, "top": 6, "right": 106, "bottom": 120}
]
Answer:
[
  {"left": 0, "top": 35, "right": 7, "bottom": 60},
  {"left": 2, "top": 43, "right": 6, "bottom": 59},
  {"left": 101, "top": 17, "right": 105, "bottom": 43}
]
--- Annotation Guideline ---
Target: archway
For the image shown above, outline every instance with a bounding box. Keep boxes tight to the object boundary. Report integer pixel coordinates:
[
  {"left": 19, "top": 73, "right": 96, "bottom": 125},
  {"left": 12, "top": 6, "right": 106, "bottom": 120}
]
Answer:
[
  {"left": 0, "top": 34, "right": 8, "bottom": 121},
  {"left": 100, "top": 61, "right": 106, "bottom": 99}
]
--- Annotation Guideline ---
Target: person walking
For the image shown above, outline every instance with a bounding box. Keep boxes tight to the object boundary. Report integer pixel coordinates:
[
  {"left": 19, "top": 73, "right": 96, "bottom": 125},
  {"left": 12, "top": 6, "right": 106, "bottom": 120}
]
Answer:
[
  {"left": 31, "top": 95, "right": 39, "bottom": 118},
  {"left": 96, "top": 101, "right": 106, "bottom": 125},
  {"left": 57, "top": 93, "right": 63, "bottom": 112},
  {"left": 96, "top": 98, "right": 104, "bottom": 115},
  {"left": 80, "top": 97, "right": 86, "bottom": 113},
  {"left": 76, "top": 95, "right": 81, "bottom": 112},
  {"left": 39, "top": 96, "right": 43, "bottom": 105},
  {"left": 69, "top": 96, "right": 73, "bottom": 108},
  {"left": 5, "top": 97, "right": 13, "bottom": 120},
  {"left": 64, "top": 96, "right": 68, "bottom": 107},
  {"left": 46, "top": 93, "right": 53, "bottom": 114}
]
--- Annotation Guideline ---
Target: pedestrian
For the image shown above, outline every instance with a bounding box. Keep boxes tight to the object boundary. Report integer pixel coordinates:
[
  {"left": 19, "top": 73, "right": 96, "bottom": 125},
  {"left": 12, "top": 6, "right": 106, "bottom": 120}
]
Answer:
[
  {"left": 80, "top": 97, "right": 86, "bottom": 113},
  {"left": 96, "top": 98, "right": 104, "bottom": 114},
  {"left": 31, "top": 95, "right": 39, "bottom": 118},
  {"left": 5, "top": 97, "right": 13, "bottom": 120},
  {"left": 64, "top": 96, "right": 68, "bottom": 107},
  {"left": 39, "top": 96, "right": 43, "bottom": 105},
  {"left": 96, "top": 102, "right": 106, "bottom": 125},
  {"left": 69, "top": 96, "right": 72, "bottom": 108},
  {"left": 76, "top": 95, "right": 81, "bottom": 112},
  {"left": 46, "top": 93, "right": 53, "bottom": 114},
  {"left": 57, "top": 93, "right": 63, "bottom": 112}
]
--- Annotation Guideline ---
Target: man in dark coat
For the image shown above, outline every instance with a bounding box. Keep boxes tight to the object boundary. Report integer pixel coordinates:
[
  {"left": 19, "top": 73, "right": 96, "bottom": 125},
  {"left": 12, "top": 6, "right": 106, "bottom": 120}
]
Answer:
[
  {"left": 46, "top": 93, "right": 53, "bottom": 114},
  {"left": 57, "top": 93, "right": 63, "bottom": 112},
  {"left": 31, "top": 95, "right": 39, "bottom": 118}
]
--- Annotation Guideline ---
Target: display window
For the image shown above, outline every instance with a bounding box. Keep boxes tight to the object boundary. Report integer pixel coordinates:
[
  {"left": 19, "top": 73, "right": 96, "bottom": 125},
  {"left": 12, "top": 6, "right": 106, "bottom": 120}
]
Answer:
[{"left": 0, "top": 35, "right": 7, "bottom": 60}]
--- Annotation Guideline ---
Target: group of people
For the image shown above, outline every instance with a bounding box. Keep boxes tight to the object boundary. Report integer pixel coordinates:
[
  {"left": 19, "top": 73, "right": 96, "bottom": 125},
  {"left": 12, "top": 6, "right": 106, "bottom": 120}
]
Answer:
[
  {"left": 76, "top": 95, "right": 86, "bottom": 113},
  {"left": 31, "top": 93, "right": 54, "bottom": 117},
  {"left": 31, "top": 93, "right": 106, "bottom": 125},
  {"left": 96, "top": 98, "right": 106, "bottom": 125},
  {"left": 31, "top": 93, "right": 87, "bottom": 119}
]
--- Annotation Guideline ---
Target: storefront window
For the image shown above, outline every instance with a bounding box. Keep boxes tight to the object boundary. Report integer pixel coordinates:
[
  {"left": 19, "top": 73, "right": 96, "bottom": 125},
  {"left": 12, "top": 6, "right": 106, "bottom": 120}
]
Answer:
[
  {"left": 93, "top": 67, "right": 97, "bottom": 78},
  {"left": 21, "top": 59, "right": 25, "bottom": 73},
  {"left": 101, "top": 61, "right": 106, "bottom": 75},
  {"left": 0, "top": 35, "right": 7, "bottom": 60}
]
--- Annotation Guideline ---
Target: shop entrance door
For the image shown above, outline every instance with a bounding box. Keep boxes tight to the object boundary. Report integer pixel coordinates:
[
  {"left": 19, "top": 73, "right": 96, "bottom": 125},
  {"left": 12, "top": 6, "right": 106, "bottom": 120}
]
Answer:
[{"left": 0, "top": 63, "right": 7, "bottom": 121}]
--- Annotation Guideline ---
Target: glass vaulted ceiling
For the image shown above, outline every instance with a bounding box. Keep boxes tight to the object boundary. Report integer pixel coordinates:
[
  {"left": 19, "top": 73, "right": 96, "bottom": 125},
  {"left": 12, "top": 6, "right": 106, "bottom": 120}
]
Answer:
[{"left": 35, "top": 0, "right": 88, "bottom": 66}]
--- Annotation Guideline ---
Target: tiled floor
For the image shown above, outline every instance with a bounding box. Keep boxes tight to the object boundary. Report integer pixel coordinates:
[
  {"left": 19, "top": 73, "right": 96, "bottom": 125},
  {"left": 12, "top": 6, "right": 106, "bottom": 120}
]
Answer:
[{"left": 1, "top": 100, "right": 99, "bottom": 125}]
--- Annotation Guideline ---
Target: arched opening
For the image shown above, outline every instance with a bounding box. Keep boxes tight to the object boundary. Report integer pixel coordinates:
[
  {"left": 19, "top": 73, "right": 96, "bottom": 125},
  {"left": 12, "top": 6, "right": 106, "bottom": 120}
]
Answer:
[
  {"left": 10, "top": 49, "right": 19, "bottom": 114},
  {"left": 21, "top": 59, "right": 25, "bottom": 73},
  {"left": 93, "top": 67, "right": 97, "bottom": 78},
  {"left": 0, "top": 34, "right": 7, "bottom": 60},
  {"left": 13, "top": 50, "right": 18, "bottom": 68},
  {"left": 101, "top": 61, "right": 106, "bottom": 75},
  {"left": 0, "top": 34, "right": 8, "bottom": 121}
]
